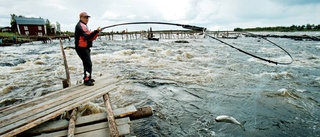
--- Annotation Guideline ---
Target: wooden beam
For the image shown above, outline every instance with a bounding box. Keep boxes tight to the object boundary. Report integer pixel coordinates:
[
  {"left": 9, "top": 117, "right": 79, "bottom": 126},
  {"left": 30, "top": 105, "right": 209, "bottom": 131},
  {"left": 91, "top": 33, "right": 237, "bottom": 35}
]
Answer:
[
  {"left": 103, "top": 93, "right": 119, "bottom": 137},
  {"left": 68, "top": 108, "right": 78, "bottom": 137},
  {"left": 59, "top": 39, "right": 71, "bottom": 87},
  {"left": 129, "top": 106, "right": 153, "bottom": 120},
  {"left": 113, "top": 105, "right": 137, "bottom": 118}
]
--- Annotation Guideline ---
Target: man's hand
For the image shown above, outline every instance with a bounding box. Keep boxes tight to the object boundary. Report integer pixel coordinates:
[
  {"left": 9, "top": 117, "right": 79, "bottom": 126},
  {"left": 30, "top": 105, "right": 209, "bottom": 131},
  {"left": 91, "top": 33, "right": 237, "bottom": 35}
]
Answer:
[{"left": 96, "top": 27, "right": 101, "bottom": 32}]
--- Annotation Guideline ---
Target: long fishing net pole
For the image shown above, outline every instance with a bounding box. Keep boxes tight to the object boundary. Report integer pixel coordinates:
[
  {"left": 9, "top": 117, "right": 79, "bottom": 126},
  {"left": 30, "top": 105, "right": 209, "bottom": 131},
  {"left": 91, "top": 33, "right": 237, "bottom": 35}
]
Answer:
[
  {"left": 100, "top": 21, "right": 293, "bottom": 65},
  {"left": 101, "top": 22, "right": 206, "bottom": 32}
]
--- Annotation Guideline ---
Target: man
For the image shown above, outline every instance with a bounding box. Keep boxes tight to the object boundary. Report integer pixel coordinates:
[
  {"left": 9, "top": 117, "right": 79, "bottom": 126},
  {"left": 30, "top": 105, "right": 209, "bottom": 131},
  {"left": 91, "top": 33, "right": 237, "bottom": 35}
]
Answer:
[{"left": 75, "top": 12, "right": 101, "bottom": 86}]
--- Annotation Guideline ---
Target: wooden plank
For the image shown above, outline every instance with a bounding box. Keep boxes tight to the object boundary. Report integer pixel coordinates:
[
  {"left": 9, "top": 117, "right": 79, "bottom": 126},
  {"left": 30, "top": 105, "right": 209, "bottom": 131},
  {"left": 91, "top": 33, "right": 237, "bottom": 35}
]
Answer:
[
  {"left": 0, "top": 78, "right": 118, "bottom": 129},
  {"left": 26, "top": 105, "right": 150, "bottom": 135},
  {"left": 117, "top": 124, "right": 130, "bottom": 136},
  {"left": 24, "top": 119, "right": 69, "bottom": 135},
  {"left": 103, "top": 93, "right": 119, "bottom": 137},
  {"left": 113, "top": 105, "right": 137, "bottom": 118},
  {"left": 0, "top": 84, "right": 81, "bottom": 114},
  {"left": 76, "top": 113, "right": 108, "bottom": 126},
  {"left": 0, "top": 74, "right": 114, "bottom": 115},
  {"left": 75, "top": 128, "right": 109, "bottom": 137},
  {"left": 34, "top": 121, "right": 130, "bottom": 137},
  {"left": 68, "top": 108, "right": 78, "bottom": 137},
  {"left": 25, "top": 116, "right": 130, "bottom": 136},
  {"left": 0, "top": 85, "right": 116, "bottom": 136},
  {"left": 0, "top": 82, "right": 122, "bottom": 137},
  {"left": 0, "top": 83, "right": 119, "bottom": 135},
  {"left": 0, "top": 76, "right": 120, "bottom": 124},
  {"left": 35, "top": 122, "right": 108, "bottom": 137},
  {"left": 0, "top": 78, "right": 108, "bottom": 119},
  {"left": 115, "top": 117, "right": 131, "bottom": 126}
]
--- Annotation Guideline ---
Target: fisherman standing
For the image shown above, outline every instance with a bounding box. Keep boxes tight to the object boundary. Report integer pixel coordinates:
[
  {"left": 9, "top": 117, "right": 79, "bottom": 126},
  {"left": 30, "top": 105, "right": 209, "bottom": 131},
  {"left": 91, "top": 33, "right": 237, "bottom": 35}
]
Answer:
[{"left": 74, "top": 12, "right": 101, "bottom": 86}]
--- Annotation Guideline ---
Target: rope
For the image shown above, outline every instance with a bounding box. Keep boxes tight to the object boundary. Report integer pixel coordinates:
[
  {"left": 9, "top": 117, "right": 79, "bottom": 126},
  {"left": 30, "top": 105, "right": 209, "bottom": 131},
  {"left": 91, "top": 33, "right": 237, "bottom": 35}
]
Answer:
[
  {"left": 205, "top": 33, "right": 294, "bottom": 65},
  {"left": 100, "top": 22, "right": 293, "bottom": 65}
]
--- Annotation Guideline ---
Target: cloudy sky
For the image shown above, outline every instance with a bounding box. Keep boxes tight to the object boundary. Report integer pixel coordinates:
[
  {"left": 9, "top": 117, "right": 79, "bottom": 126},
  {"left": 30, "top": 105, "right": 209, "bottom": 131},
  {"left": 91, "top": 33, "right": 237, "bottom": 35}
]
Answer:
[{"left": 0, "top": 0, "right": 319, "bottom": 32}]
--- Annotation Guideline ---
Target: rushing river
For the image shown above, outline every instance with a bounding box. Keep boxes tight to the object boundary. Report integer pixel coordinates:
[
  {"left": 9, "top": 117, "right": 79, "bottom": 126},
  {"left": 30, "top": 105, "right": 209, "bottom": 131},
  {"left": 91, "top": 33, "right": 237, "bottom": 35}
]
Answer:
[{"left": 0, "top": 32, "right": 319, "bottom": 137}]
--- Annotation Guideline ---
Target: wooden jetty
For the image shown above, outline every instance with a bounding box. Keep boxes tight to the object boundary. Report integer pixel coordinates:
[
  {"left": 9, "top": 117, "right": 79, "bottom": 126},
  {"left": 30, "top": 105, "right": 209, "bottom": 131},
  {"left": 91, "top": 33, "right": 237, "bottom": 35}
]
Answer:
[
  {"left": 0, "top": 40, "right": 153, "bottom": 137},
  {"left": 100, "top": 30, "right": 203, "bottom": 41},
  {"left": 0, "top": 76, "right": 152, "bottom": 137},
  {"left": 207, "top": 31, "right": 241, "bottom": 39}
]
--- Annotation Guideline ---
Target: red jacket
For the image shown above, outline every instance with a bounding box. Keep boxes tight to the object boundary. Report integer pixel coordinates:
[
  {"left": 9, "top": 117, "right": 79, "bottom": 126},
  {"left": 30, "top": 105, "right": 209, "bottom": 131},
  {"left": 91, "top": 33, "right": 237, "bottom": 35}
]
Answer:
[{"left": 74, "top": 20, "right": 99, "bottom": 48}]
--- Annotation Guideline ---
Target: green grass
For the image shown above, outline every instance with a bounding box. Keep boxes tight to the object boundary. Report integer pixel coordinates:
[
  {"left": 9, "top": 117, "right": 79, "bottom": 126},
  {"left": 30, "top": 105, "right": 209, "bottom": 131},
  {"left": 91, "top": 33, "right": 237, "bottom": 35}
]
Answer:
[
  {"left": 0, "top": 32, "right": 31, "bottom": 43},
  {"left": 0, "top": 32, "right": 16, "bottom": 37}
]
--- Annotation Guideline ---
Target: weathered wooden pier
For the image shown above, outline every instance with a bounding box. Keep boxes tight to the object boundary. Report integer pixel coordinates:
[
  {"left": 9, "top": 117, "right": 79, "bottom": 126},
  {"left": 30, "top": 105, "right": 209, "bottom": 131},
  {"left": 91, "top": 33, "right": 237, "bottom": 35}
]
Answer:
[
  {"left": 100, "top": 31, "right": 204, "bottom": 41},
  {"left": 0, "top": 76, "right": 153, "bottom": 137},
  {"left": 0, "top": 40, "right": 153, "bottom": 137}
]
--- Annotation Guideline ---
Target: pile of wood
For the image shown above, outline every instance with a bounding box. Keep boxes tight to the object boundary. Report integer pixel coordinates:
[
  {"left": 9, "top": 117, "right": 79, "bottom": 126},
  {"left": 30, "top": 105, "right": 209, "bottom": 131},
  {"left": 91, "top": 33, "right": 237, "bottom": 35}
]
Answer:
[
  {"left": 20, "top": 105, "right": 152, "bottom": 137},
  {"left": 0, "top": 78, "right": 153, "bottom": 137},
  {"left": 0, "top": 76, "right": 122, "bottom": 137}
]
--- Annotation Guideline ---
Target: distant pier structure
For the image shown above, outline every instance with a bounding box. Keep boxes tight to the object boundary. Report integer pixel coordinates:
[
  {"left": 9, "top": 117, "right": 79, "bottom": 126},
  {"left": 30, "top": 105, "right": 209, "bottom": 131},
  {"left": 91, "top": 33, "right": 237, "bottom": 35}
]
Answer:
[{"left": 100, "top": 29, "right": 204, "bottom": 41}]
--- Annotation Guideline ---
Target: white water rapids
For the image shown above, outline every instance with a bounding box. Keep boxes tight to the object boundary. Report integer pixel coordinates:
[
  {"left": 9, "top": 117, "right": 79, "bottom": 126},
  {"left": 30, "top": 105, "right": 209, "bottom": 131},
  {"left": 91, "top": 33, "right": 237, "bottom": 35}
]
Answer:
[{"left": 0, "top": 32, "right": 319, "bottom": 136}]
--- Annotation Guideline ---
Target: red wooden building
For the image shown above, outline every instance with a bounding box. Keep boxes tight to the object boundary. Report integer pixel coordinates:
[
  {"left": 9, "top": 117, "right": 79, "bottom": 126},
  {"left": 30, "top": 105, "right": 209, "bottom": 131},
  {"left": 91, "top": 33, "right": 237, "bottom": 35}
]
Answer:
[{"left": 14, "top": 17, "right": 46, "bottom": 36}]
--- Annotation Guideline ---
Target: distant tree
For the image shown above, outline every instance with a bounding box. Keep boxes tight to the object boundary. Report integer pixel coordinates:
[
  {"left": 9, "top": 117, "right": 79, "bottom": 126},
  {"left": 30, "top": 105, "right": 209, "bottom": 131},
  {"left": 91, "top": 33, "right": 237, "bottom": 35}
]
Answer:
[
  {"left": 234, "top": 23, "right": 320, "bottom": 32},
  {"left": 315, "top": 24, "right": 320, "bottom": 30},
  {"left": 10, "top": 14, "right": 17, "bottom": 32},
  {"left": 306, "top": 24, "right": 312, "bottom": 30},
  {"left": 234, "top": 27, "right": 243, "bottom": 31},
  {"left": 45, "top": 19, "right": 52, "bottom": 35},
  {"left": 10, "top": 14, "right": 17, "bottom": 26},
  {"left": 290, "top": 25, "right": 297, "bottom": 31}
]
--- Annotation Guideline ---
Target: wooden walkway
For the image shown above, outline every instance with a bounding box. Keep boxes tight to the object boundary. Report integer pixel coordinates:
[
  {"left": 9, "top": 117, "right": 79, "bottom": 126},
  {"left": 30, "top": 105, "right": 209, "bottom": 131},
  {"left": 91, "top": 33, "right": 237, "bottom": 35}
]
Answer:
[{"left": 0, "top": 76, "right": 127, "bottom": 137}]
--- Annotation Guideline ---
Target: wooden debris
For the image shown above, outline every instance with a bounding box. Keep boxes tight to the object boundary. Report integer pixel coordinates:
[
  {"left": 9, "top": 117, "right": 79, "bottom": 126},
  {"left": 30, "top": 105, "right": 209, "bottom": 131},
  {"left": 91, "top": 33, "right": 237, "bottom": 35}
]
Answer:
[{"left": 113, "top": 105, "right": 137, "bottom": 118}]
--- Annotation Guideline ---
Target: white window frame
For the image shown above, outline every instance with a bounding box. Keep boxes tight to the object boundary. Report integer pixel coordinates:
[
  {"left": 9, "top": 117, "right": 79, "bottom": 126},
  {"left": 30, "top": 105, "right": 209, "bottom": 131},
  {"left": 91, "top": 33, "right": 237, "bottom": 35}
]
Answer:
[
  {"left": 24, "top": 26, "right": 28, "bottom": 30},
  {"left": 38, "top": 26, "right": 42, "bottom": 30},
  {"left": 25, "top": 31, "right": 29, "bottom": 35}
]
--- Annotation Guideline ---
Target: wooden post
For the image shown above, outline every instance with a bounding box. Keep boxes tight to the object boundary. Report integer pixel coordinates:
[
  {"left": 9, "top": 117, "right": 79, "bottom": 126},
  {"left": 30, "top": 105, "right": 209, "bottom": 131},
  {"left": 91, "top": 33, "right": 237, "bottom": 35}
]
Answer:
[
  {"left": 59, "top": 39, "right": 71, "bottom": 87},
  {"left": 60, "top": 38, "right": 77, "bottom": 137},
  {"left": 103, "top": 93, "right": 119, "bottom": 137},
  {"left": 67, "top": 108, "right": 78, "bottom": 137}
]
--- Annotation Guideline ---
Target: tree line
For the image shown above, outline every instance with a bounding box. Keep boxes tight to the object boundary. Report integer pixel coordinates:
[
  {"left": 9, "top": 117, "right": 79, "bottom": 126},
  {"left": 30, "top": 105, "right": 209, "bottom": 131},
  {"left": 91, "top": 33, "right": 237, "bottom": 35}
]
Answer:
[{"left": 234, "top": 24, "right": 320, "bottom": 32}]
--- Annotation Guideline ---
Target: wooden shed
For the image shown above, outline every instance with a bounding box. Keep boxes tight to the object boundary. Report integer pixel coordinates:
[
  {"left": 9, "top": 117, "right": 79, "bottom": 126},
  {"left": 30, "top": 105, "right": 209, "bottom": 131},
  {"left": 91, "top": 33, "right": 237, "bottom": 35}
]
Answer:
[{"left": 14, "top": 17, "right": 46, "bottom": 36}]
